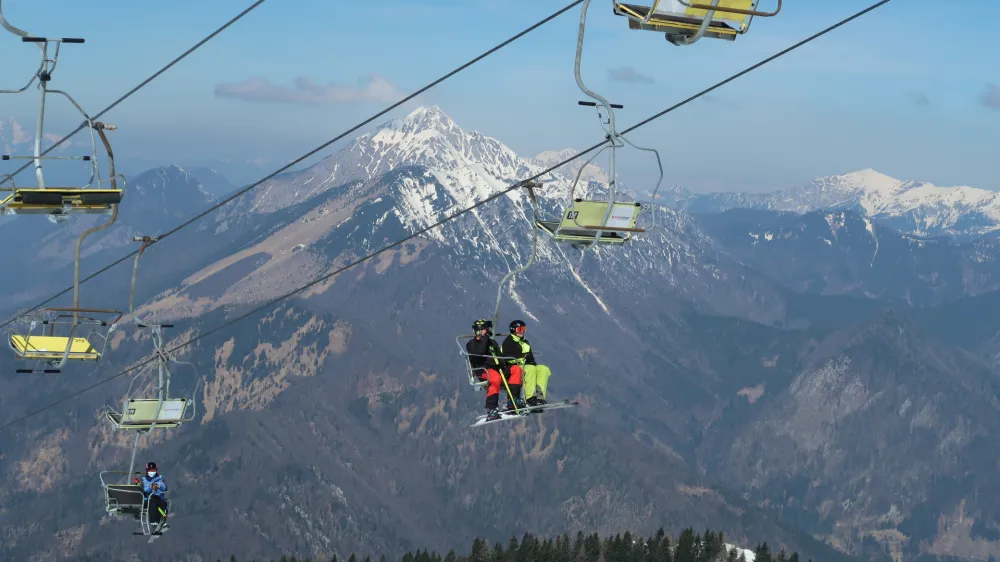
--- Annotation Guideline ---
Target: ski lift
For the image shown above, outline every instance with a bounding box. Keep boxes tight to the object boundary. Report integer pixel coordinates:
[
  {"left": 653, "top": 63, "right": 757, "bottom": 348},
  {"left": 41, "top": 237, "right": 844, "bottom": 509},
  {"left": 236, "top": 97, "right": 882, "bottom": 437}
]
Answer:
[
  {"left": 536, "top": 0, "right": 664, "bottom": 257},
  {"left": 455, "top": 329, "right": 516, "bottom": 391},
  {"left": 105, "top": 323, "right": 200, "bottom": 431},
  {"left": 99, "top": 469, "right": 170, "bottom": 540},
  {"left": 613, "top": 0, "right": 781, "bottom": 45},
  {"left": 106, "top": 236, "right": 200, "bottom": 431},
  {"left": 6, "top": 202, "right": 122, "bottom": 372},
  {"left": 0, "top": 0, "right": 124, "bottom": 221},
  {"left": 8, "top": 307, "right": 121, "bottom": 373}
]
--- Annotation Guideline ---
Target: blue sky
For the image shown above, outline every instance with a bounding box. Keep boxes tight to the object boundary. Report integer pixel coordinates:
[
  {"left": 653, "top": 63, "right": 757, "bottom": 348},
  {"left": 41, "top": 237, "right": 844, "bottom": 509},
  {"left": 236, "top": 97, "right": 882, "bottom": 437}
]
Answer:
[{"left": 0, "top": 0, "right": 997, "bottom": 193}]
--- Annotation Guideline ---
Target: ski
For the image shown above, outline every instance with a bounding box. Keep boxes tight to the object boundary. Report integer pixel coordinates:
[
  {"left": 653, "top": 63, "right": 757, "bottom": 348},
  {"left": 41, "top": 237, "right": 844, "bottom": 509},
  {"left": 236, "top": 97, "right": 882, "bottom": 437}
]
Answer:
[
  {"left": 470, "top": 410, "right": 529, "bottom": 427},
  {"left": 134, "top": 523, "right": 169, "bottom": 543},
  {"left": 474, "top": 399, "right": 579, "bottom": 420},
  {"left": 471, "top": 399, "right": 580, "bottom": 427}
]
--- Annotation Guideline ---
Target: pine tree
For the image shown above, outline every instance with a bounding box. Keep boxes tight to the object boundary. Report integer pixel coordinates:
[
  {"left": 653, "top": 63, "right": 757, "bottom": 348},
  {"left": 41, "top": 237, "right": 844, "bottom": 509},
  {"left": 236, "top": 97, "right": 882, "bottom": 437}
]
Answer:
[
  {"left": 574, "top": 532, "right": 586, "bottom": 562},
  {"left": 675, "top": 529, "right": 697, "bottom": 562},
  {"left": 753, "top": 543, "right": 772, "bottom": 562}
]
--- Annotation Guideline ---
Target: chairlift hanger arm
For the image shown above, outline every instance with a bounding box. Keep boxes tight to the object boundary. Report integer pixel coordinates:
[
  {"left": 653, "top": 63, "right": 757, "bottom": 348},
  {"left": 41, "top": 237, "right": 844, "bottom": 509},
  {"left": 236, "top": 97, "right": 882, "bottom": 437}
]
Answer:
[
  {"left": 675, "top": 0, "right": 781, "bottom": 17},
  {"left": 492, "top": 180, "right": 542, "bottom": 328}
]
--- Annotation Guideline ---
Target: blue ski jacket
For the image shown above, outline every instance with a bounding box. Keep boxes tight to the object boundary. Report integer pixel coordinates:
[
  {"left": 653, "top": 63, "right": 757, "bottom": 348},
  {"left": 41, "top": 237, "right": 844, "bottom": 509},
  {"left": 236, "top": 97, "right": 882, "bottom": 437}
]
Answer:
[{"left": 142, "top": 474, "right": 167, "bottom": 498}]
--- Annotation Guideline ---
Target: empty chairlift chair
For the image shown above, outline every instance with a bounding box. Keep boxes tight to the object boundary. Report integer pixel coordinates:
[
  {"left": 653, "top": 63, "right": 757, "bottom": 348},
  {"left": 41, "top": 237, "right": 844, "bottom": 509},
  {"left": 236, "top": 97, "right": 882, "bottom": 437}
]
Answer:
[{"left": 612, "top": 0, "right": 780, "bottom": 45}]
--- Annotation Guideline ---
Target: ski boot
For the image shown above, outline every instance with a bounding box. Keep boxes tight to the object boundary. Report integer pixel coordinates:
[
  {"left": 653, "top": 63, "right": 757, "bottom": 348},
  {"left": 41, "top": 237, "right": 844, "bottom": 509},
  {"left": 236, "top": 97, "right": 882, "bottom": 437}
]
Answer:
[
  {"left": 485, "top": 407, "right": 501, "bottom": 422},
  {"left": 503, "top": 397, "right": 528, "bottom": 416},
  {"left": 526, "top": 396, "right": 546, "bottom": 413}
]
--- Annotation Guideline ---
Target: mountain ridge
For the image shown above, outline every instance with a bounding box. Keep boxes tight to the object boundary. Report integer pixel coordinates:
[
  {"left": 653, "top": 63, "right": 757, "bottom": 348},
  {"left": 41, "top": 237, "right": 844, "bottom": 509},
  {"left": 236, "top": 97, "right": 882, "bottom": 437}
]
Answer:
[{"left": 667, "top": 168, "right": 1000, "bottom": 242}]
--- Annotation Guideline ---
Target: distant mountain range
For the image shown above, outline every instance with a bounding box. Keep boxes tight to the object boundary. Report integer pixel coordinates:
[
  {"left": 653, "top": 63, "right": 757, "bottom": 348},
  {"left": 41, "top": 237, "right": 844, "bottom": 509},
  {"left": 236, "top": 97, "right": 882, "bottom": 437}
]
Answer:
[
  {"left": 665, "top": 168, "right": 1000, "bottom": 242},
  {"left": 2, "top": 107, "right": 1000, "bottom": 562}
]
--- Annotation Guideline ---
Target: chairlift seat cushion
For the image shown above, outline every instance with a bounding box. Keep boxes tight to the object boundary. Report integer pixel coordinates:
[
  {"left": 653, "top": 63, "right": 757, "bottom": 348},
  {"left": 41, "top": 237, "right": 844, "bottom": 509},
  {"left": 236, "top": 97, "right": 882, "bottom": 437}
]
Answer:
[
  {"left": 1, "top": 188, "right": 122, "bottom": 215},
  {"left": 537, "top": 200, "right": 640, "bottom": 244},
  {"left": 614, "top": 2, "right": 751, "bottom": 39},
  {"left": 106, "top": 484, "right": 145, "bottom": 511},
  {"left": 10, "top": 334, "right": 100, "bottom": 361},
  {"left": 106, "top": 398, "right": 188, "bottom": 430}
]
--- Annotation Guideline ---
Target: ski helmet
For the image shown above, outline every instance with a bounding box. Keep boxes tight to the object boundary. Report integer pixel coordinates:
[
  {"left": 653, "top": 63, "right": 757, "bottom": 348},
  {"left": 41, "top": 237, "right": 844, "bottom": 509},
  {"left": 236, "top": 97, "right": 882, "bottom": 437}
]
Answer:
[
  {"left": 509, "top": 320, "right": 526, "bottom": 335},
  {"left": 472, "top": 319, "right": 493, "bottom": 336}
]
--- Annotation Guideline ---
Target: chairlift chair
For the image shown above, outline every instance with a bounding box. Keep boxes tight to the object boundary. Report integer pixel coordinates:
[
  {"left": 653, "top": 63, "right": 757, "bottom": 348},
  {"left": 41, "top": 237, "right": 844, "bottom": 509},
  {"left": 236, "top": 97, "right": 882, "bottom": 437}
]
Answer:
[
  {"left": 100, "top": 470, "right": 170, "bottom": 537},
  {"left": 612, "top": 0, "right": 781, "bottom": 45},
  {"left": 8, "top": 307, "right": 121, "bottom": 373},
  {"left": 456, "top": 332, "right": 516, "bottom": 391},
  {"left": 0, "top": 1, "right": 124, "bottom": 220},
  {"left": 105, "top": 322, "right": 200, "bottom": 431}
]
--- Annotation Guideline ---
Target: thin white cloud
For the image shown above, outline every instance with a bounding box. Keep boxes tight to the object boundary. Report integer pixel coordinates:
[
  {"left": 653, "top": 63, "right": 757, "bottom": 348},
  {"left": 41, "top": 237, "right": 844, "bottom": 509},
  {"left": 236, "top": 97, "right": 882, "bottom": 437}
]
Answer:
[
  {"left": 214, "top": 74, "right": 404, "bottom": 104},
  {"left": 979, "top": 83, "right": 1000, "bottom": 110},
  {"left": 607, "top": 66, "right": 655, "bottom": 85}
]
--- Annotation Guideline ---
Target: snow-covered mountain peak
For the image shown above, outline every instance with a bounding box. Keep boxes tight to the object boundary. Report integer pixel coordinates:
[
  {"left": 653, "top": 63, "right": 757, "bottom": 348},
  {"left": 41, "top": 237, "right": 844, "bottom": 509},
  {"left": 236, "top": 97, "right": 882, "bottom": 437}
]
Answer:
[
  {"left": 671, "top": 168, "right": 1000, "bottom": 240},
  {"left": 248, "top": 105, "right": 620, "bottom": 214},
  {"left": 533, "top": 148, "right": 609, "bottom": 184},
  {"left": 803, "top": 168, "right": 906, "bottom": 212},
  {"left": 0, "top": 116, "right": 74, "bottom": 155}
]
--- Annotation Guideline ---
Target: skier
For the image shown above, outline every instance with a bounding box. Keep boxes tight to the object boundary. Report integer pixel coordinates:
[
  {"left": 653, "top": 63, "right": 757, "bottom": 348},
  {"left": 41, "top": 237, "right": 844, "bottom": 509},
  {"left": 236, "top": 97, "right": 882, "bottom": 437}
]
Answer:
[
  {"left": 501, "top": 319, "right": 551, "bottom": 411},
  {"left": 141, "top": 461, "right": 168, "bottom": 531},
  {"left": 466, "top": 319, "right": 523, "bottom": 420}
]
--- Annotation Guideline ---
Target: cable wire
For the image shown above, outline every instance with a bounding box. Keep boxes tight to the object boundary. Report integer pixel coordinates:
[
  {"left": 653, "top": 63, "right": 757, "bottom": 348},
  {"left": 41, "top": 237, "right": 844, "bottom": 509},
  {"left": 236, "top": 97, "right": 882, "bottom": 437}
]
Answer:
[
  {"left": 0, "top": 0, "right": 586, "bottom": 330},
  {"left": 0, "top": 0, "right": 892, "bottom": 432}
]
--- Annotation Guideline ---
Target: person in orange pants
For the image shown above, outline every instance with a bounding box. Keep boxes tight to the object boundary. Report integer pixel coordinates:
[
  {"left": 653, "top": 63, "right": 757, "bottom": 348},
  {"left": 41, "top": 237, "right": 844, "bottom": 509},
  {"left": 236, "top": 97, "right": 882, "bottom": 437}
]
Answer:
[{"left": 467, "top": 319, "right": 523, "bottom": 421}]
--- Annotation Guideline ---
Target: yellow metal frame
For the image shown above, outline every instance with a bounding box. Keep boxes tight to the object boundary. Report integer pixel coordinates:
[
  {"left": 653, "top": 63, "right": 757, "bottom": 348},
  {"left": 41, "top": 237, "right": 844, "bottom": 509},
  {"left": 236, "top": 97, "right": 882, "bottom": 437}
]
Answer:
[
  {"left": 613, "top": 1, "right": 755, "bottom": 40},
  {"left": 10, "top": 334, "right": 100, "bottom": 361},
  {"left": 0, "top": 187, "right": 122, "bottom": 215}
]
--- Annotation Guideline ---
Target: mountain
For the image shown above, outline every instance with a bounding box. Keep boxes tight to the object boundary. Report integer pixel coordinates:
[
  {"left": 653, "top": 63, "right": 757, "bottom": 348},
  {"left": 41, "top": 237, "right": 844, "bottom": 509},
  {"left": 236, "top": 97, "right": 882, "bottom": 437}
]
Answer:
[
  {"left": 669, "top": 169, "right": 1000, "bottom": 242},
  {"left": 184, "top": 166, "right": 238, "bottom": 197},
  {"left": 3, "top": 106, "right": 1000, "bottom": 562},
  {"left": 0, "top": 165, "right": 222, "bottom": 314},
  {"left": 692, "top": 208, "right": 1000, "bottom": 306},
  {"left": 531, "top": 149, "right": 609, "bottom": 184}
]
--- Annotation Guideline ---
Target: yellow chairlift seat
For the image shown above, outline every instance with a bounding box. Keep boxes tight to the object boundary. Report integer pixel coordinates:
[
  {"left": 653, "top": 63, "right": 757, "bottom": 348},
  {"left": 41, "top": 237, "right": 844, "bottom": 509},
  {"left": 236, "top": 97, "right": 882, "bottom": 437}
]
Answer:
[
  {"left": 10, "top": 334, "right": 100, "bottom": 361},
  {"left": 536, "top": 199, "right": 644, "bottom": 246},
  {"left": 613, "top": 0, "right": 774, "bottom": 43},
  {"left": 106, "top": 398, "right": 190, "bottom": 430},
  {"left": 8, "top": 307, "right": 122, "bottom": 372},
  {"left": 0, "top": 187, "right": 123, "bottom": 217}
]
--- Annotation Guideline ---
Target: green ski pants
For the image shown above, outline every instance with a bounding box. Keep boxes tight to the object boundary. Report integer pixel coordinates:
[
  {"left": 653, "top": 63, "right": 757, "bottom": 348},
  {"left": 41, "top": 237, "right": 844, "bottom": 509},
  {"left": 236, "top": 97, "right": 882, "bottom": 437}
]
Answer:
[{"left": 521, "top": 364, "right": 551, "bottom": 400}]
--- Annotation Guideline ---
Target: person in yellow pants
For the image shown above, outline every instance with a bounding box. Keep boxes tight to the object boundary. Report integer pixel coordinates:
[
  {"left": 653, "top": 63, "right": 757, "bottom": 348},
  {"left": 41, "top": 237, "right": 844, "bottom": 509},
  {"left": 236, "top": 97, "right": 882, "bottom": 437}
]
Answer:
[{"left": 501, "top": 319, "right": 552, "bottom": 411}]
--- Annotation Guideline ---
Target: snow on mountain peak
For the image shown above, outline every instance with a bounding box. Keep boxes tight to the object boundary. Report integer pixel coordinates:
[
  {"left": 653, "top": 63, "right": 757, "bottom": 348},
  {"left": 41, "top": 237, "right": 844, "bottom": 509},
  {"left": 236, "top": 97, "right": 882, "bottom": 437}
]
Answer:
[
  {"left": 674, "top": 168, "right": 1000, "bottom": 240},
  {"left": 533, "top": 149, "right": 609, "bottom": 184},
  {"left": 250, "top": 105, "right": 617, "bottom": 216}
]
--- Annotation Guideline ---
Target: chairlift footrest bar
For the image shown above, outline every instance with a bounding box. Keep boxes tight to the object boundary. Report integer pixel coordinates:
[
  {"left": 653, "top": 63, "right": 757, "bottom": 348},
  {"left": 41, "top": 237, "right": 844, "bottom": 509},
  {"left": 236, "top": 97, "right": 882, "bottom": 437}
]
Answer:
[
  {"left": 2, "top": 155, "right": 92, "bottom": 161},
  {"left": 22, "top": 37, "right": 85, "bottom": 43},
  {"left": 578, "top": 101, "right": 624, "bottom": 108}
]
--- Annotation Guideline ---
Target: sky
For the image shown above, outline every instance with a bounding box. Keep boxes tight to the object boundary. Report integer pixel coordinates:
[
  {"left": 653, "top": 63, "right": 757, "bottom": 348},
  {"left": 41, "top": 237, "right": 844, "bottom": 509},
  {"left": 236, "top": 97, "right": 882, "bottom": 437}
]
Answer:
[{"left": 0, "top": 0, "right": 997, "bottom": 194}]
